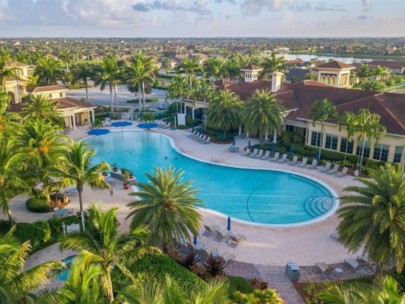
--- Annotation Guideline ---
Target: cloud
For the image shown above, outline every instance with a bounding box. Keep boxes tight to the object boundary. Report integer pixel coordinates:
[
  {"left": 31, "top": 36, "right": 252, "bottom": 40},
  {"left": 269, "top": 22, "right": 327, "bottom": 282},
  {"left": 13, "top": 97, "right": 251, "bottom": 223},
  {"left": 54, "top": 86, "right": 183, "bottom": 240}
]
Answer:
[
  {"left": 357, "top": 15, "right": 368, "bottom": 20},
  {"left": 132, "top": 0, "right": 212, "bottom": 16},
  {"left": 132, "top": 3, "right": 150, "bottom": 12},
  {"left": 240, "top": 0, "right": 293, "bottom": 17},
  {"left": 315, "top": 2, "right": 347, "bottom": 12},
  {"left": 362, "top": 0, "right": 371, "bottom": 11}
]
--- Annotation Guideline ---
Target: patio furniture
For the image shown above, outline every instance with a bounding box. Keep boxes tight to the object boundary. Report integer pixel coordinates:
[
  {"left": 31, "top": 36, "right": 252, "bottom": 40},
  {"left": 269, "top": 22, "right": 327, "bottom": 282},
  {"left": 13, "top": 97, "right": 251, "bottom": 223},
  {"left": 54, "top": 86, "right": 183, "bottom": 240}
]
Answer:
[
  {"left": 270, "top": 152, "right": 280, "bottom": 162},
  {"left": 277, "top": 153, "right": 288, "bottom": 163},
  {"left": 202, "top": 137, "right": 211, "bottom": 144},
  {"left": 330, "top": 231, "right": 339, "bottom": 241},
  {"left": 344, "top": 258, "right": 369, "bottom": 277},
  {"left": 288, "top": 155, "right": 299, "bottom": 165},
  {"left": 306, "top": 159, "right": 318, "bottom": 169},
  {"left": 203, "top": 225, "right": 220, "bottom": 236},
  {"left": 260, "top": 150, "right": 271, "bottom": 160},
  {"left": 316, "top": 262, "right": 335, "bottom": 280},
  {"left": 298, "top": 157, "right": 308, "bottom": 167},
  {"left": 327, "top": 164, "right": 340, "bottom": 175},
  {"left": 215, "top": 230, "right": 226, "bottom": 241},
  {"left": 229, "top": 232, "right": 246, "bottom": 246},
  {"left": 318, "top": 162, "right": 332, "bottom": 172},
  {"left": 105, "top": 177, "right": 116, "bottom": 186},
  {"left": 254, "top": 149, "right": 265, "bottom": 158},
  {"left": 53, "top": 208, "right": 71, "bottom": 218},
  {"left": 249, "top": 149, "right": 260, "bottom": 158},
  {"left": 336, "top": 167, "right": 349, "bottom": 177}
]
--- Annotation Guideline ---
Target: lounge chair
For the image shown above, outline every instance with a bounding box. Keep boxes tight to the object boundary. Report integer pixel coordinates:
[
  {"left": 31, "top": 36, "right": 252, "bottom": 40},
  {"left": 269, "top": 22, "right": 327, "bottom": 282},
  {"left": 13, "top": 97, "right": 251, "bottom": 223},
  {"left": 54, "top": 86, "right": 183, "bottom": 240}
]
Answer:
[
  {"left": 195, "top": 133, "right": 205, "bottom": 141},
  {"left": 288, "top": 155, "right": 298, "bottom": 166},
  {"left": 306, "top": 159, "right": 318, "bottom": 169},
  {"left": 270, "top": 152, "right": 280, "bottom": 162},
  {"left": 316, "top": 263, "right": 335, "bottom": 280},
  {"left": 277, "top": 153, "right": 288, "bottom": 163},
  {"left": 330, "top": 231, "right": 339, "bottom": 241},
  {"left": 221, "top": 252, "right": 236, "bottom": 264},
  {"left": 203, "top": 137, "right": 211, "bottom": 144},
  {"left": 298, "top": 157, "right": 308, "bottom": 167},
  {"left": 203, "top": 225, "right": 220, "bottom": 236},
  {"left": 254, "top": 149, "right": 265, "bottom": 158},
  {"left": 215, "top": 230, "right": 226, "bottom": 241},
  {"left": 318, "top": 162, "right": 332, "bottom": 172},
  {"left": 188, "top": 130, "right": 198, "bottom": 137},
  {"left": 229, "top": 232, "right": 246, "bottom": 246},
  {"left": 336, "top": 167, "right": 349, "bottom": 177},
  {"left": 249, "top": 148, "right": 259, "bottom": 158},
  {"left": 260, "top": 150, "right": 271, "bottom": 160},
  {"left": 344, "top": 258, "right": 369, "bottom": 277},
  {"left": 243, "top": 148, "right": 253, "bottom": 156},
  {"left": 327, "top": 164, "right": 340, "bottom": 175}
]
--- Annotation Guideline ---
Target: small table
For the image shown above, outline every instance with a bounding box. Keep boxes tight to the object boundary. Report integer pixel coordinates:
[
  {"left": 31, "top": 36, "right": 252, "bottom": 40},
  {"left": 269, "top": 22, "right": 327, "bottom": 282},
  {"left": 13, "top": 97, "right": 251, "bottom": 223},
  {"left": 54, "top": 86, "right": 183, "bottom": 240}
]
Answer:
[{"left": 54, "top": 208, "right": 71, "bottom": 218}]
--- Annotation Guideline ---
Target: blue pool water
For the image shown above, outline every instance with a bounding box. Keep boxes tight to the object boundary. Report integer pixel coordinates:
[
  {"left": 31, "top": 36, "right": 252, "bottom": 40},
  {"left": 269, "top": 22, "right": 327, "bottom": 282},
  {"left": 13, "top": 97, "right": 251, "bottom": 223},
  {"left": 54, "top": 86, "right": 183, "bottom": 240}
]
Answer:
[
  {"left": 56, "top": 255, "right": 76, "bottom": 281},
  {"left": 86, "top": 131, "right": 336, "bottom": 225}
]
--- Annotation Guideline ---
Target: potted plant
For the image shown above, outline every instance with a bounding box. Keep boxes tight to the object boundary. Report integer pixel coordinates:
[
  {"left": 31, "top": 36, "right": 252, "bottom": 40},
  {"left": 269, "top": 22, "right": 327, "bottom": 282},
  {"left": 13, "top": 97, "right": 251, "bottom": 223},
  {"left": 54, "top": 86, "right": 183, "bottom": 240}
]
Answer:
[
  {"left": 122, "top": 171, "right": 130, "bottom": 190},
  {"left": 102, "top": 171, "right": 108, "bottom": 177},
  {"left": 112, "top": 163, "right": 119, "bottom": 172},
  {"left": 128, "top": 170, "right": 134, "bottom": 179}
]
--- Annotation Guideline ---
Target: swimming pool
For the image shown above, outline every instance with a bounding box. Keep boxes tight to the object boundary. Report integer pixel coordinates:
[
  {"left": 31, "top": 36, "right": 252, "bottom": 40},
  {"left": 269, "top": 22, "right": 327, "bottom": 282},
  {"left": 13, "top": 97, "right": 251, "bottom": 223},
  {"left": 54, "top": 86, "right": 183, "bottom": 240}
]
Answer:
[
  {"left": 86, "top": 130, "right": 337, "bottom": 226},
  {"left": 56, "top": 255, "right": 76, "bottom": 281}
]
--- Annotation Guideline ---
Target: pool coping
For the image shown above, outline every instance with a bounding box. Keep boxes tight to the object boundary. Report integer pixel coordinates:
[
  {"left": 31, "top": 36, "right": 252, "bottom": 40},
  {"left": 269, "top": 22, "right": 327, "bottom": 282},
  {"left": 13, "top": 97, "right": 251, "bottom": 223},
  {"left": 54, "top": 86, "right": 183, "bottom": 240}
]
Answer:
[{"left": 83, "top": 128, "right": 340, "bottom": 229}]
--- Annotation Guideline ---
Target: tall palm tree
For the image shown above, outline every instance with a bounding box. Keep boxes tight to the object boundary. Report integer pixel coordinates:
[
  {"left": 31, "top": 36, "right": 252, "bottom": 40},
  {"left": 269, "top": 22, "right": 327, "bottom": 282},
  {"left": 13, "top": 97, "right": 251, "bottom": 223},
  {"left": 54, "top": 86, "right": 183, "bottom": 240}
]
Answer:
[
  {"left": 71, "top": 63, "right": 95, "bottom": 103},
  {"left": 222, "top": 60, "right": 240, "bottom": 81},
  {"left": 168, "top": 75, "right": 188, "bottom": 115},
  {"left": 338, "top": 111, "right": 356, "bottom": 161},
  {"left": 58, "top": 50, "right": 74, "bottom": 73},
  {"left": 353, "top": 109, "right": 386, "bottom": 169},
  {"left": 203, "top": 58, "right": 223, "bottom": 80},
  {"left": 126, "top": 166, "right": 202, "bottom": 252},
  {"left": 179, "top": 56, "right": 201, "bottom": 87},
  {"left": 0, "top": 228, "right": 63, "bottom": 303},
  {"left": 119, "top": 275, "right": 230, "bottom": 304},
  {"left": 55, "top": 141, "right": 111, "bottom": 230},
  {"left": 337, "top": 163, "right": 405, "bottom": 273},
  {"left": 21, "top": 94, "right": 63, "bottom": 127},
  {"left": 207, "top": 89, "right": 242, "bottom": 137},
  {"left": 94, "top": 55, "right": 121, "bottom": 112},
  {"left": 0, "top": 139, "right": 27, "bottom": 227},
  {"left": 0, "top": 91, "right": 21, "bottom": 139},
  {"left": 309, "top": 98, "right": 337, "bottom": 159},
  {"left": 259, "top": 52, "right": 286, "bottom": 79},
  {"left": 34, "top": 57, "right": 64, "bottom": 86},
  {"left": 241, "top": 89, "right": 284, "bottom": 143},
  {"left": 0, "top": 56, "right": 18, "bottom": 90},
  {"left": 356, "top": 64, "right": 371, "bottom": 83},
  {"left": 372, "top": 65, "right": 390, "bottom": 81},
  {"left": 60, "top": 204, "right": 153, "bottom": 303}
]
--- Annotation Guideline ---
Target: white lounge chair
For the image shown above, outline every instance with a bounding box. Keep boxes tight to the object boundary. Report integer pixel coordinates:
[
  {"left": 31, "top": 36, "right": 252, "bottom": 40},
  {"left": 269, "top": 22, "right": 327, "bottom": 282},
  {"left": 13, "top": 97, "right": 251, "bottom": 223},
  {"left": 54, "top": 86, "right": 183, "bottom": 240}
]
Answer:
[
  {"left": 260, "top": 150, "right": 271, "bottom": 160},
  {"left": 316, "top": 263, "right": 335, "bottom": 280},
  {"left": 336, "top": 167, "right": 349, "bottom": 177},
  {"left": 254, "top": 149, "right": 266, "bottom": 158},
  {"left": 288, "top": 155, "right": 298, "bottom": 165},
  {"left": 202, "top": 137, "right": 211, "bottom": 144},
  {"left": 345, "top": 258, "right": 368, "bottom": 277},
  {"left": 188, "top": 130, "right": 199, "bottom": 138},
  {"left": 249, "top": 148, "right": 259, "bottom": 158},
  {"left": 277, "top": 153, "right": 288, "bottom": 163},
  {"left": 228, "top": 232, "right": 246, "bottom": 246},
  {"left": 306, "top": 159, "right": 318, "bottom": 169},
  {"left": 327, "top": 164, "right": 340, "bottom": 174},
  {"left": 298, "top": 157, "right": 308, "bottom": 167},
  {"left": 318, "top": 162, "right": 332, "bottom": 172},
  {"left": 270, "top": 152, "right": 280, "bottom": 162},
  {"left": 203, "top": 225, "right": 220, "bottom": 236}
]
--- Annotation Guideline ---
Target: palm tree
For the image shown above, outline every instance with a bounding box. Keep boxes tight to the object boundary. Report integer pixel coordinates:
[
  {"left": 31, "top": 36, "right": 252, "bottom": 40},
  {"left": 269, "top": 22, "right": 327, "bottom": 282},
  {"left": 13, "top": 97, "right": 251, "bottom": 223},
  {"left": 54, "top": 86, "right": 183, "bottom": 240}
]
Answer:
[
  {"left": 0, "top": 56, "right": 18, "bottom": 90},
  {"left": 168, "top": 75, "right": 188, "bottom": 116},
  {"left": 0, "top": 139, "right": 27, "bottom": 227},
  {"left": 0, "top": 228, "right": 63, "bottom": 303},
  {"left": 352, "top": 109, "right": 386, "bottom": 169},
  {"left": 259, "top": 52, "right": 286, "bottom": 79},
  {"left": 241, "top": 90, "right": 284, "bottom": 143},
  {"left": 126, "top": 166, "right": 202, "bottom": 252},
  {"left": 221, "top": 60, "right": 240, "bottom": 81},
  {"left": 337, "top": 163, "right": 405, "bottom": 273},
  {"left": 21, "top": 94, "right": 63, "bottom": 127},
  {"left": 34, "top": 57, "right": 64, "bottom": 86},
  {"left": 361, "top": 80, "right": 385, "bottom": 92},
  {"left": 60, "top": 204, "right": 153, "bottom": 302},
  {"left": 207, "top": 89, "right": 242, "bottom": 137},
  {"left": 71, "top": 63, "right": 95, "bottom": 103},
  {"left": 119, "top": 275, "right": 230, "bottom": 304},
  {"left": 309, "top": 98, "right": 337, "bottom": 159},
  {"left": 94, "top": 55, "right": 121, "bottom": 112},
  {"left": 0, "top": 91, "right": 21, "bottom": 139},
  {"left": 203, "top": 58, "right": 223, "bottom": 80},
  {"left": 356, "top": 64, "right": 371, "bottom": 83},
  {"left": 179, "top": 56, "right": 201, "bottom": 87},
  {"left": 372, "top": 65, "right": 390, "bottom": 81},
  {"left": 338, "top": 111, "right": 356, "bottom": 161},
  {"left": 55, "top": 141, "right": 111, "bottom": 230},
  {"left": 58, "top": 50, "right": 74, "bottom": 73}
]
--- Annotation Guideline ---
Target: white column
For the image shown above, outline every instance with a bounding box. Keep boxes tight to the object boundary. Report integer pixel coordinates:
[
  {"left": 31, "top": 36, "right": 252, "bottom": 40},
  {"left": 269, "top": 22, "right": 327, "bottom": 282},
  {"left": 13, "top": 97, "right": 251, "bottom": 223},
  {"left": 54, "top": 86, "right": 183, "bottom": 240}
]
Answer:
[
  {"left": 273, "top": 131, "right": 277, "bottom": 143},
  {"left": 90, "top": 110, "right": 95, "bottom": 123},
  {"left": 238, "top": 125, "right": 242, "bottom": 135},
  {"left": 192, "top": 108, "right": 195, "bottom": 120},
  {"left": 72, "top": 114, "right": 77, "bottom": 130}
]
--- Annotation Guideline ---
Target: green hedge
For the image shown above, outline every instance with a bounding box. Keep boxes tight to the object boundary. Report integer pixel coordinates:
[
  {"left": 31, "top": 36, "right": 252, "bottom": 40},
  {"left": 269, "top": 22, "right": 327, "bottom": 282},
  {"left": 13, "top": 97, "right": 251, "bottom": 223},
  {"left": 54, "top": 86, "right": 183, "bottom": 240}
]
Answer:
[
  {"left": 127, "top": 98, "right": 159, "bottom": 103},
  {"left": 26, "top": 198, "right": 53, "bottom": 213},
  {"left": 228, "top": 276, "right": 253, "bottom": 299},
  {"left": 14, "top": 221, "right": 51, "bottom": 250},
  {"left": 113, "top": 253, "right": 205, "bottom": 295}
]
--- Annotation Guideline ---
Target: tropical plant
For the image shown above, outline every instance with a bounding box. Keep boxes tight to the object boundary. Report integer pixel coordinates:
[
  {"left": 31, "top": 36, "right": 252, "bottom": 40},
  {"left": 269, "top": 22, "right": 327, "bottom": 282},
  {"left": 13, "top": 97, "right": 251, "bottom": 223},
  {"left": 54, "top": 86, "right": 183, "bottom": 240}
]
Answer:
[
  {"left": 241, "top": 89, "right": 284, "bottom": 143},
  {"left": 71, "top": 63, "right": 95, "bottom": 103},
  {"left": 60, "top": 204, "right": 153, "bottom": 302},
  {"left": 127, "top": 166, "right": 202, "bottom": 251},
  {"left": 338, "top": 111, "right": 356, "bottom": 161},
  {"left": 21, "top": 94, "right": 63, "bottom": 127},
  {"left": 361, "top": 80, "right": 385, "bottom": 92},
  {"left": 260, "top": 52, "right": 286, "bottom": 79},
  {"left": 0, "top": 91, "right": 21, "bottom": 139},
  {"left": 58, "top": 50, "right": 74, "bottom": 72},
  {"left": 0, "top": 228, "right": 63, "bottom": 303},
  {"left": 203, "top": 58, "right": 223, "bottom": 79},
  {"left": 34, "top": 57, "right": 64, "bottom": 86},
  {"left": 207, "top": 89, "right": 242, "bottom": 137},
  {"left": 178, "top": 56, "right": 201, "bottom": 86},
  {"left": 337, "top": 163, "right": 405, "bottom": 273},
  {"left": 372, "top": 65, "right": 390, "bottom": 81},
  {"left": 54, "top": 141, "right": 111, "bottom": 230},
  {"left": 168, "top": 75, "right": 188, "bottom": 115},
  {"left": 309, "top": 98, "right": 337, "bottom": 159},
  {"left": 0, "top": 56, "right": 18, "bottom": 90},
  {"left": 356, "top": 64, "right": 371, "bottom": 82}
]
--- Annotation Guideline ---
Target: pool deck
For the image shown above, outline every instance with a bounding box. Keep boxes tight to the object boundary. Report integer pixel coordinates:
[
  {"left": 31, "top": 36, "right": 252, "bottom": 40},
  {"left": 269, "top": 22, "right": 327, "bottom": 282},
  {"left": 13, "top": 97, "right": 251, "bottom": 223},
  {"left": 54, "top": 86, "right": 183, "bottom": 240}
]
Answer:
[{"left": 11, "top": 124, "right": 364, "bottom": 304}]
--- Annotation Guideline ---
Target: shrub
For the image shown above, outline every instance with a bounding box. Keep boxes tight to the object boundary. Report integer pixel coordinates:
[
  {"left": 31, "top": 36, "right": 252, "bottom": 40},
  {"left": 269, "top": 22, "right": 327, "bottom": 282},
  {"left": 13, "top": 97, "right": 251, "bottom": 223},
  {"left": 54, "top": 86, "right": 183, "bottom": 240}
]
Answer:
[
  {"left": 228, "top": 276, "right": 253, "bottom": 299},
  {"left": 113, "top": 253, "right": 205, "bottom": 295},
  {"left": 0, "top": 219, "right": 9, "bottom": 234},
  {"left": 26, "top": 197, "right": 53, "bottom": 213},
  {"left": 14, "top": 221, "right": 51, "bottom": 250},
  {"left": 48, "top": 215, "right": 80, "bottom": 237},
  {"left": 232, "top": 289, "right": 284, "bottom": 304}
]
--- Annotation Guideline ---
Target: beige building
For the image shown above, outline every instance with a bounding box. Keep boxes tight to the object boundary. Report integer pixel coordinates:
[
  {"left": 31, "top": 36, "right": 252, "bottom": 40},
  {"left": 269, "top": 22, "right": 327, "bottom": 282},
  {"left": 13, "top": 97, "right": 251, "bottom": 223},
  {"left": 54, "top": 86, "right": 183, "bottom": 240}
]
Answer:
[
  {"left": 4, "top": 62, "right": 35, "bottom": 104},
  {"left": 312, "top": 61, "right": 356, "bottom": 88}
]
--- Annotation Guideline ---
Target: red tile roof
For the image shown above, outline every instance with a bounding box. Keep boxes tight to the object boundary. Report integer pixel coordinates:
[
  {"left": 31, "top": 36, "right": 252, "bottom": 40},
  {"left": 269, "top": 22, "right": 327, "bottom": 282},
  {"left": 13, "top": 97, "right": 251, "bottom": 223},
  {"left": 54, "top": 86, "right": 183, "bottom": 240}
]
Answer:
[
  {"left": 312, "top": 61, "right": 355, "bottom": 70},
  {"left": 31, "top": 85, "right": 68, "bottom": 93},
  {"left": 241, "top": 65, "right": 263, "bottom": 71},
  {"left": 368, "top": 60, "right": 405, "bottom": 70}
]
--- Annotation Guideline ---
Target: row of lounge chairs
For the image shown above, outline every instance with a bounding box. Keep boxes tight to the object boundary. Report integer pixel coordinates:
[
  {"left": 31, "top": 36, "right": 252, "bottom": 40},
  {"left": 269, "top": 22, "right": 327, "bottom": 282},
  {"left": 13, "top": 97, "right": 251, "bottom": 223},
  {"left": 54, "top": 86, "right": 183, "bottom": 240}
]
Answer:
[
  {"left": 203, "top": 225, "right": 246, "bottom": 246},
  {"left": 157, "top": 120, "right": 171, "bottom": 128},
  {"left": 188, "top": 130, "right": 211, "bottom": 144},
  {"left": 316, "top": 257, "right": 373, "bottom": 281},
  {"left": 243, "top": 148, "right": 349, "bottom": 177}
]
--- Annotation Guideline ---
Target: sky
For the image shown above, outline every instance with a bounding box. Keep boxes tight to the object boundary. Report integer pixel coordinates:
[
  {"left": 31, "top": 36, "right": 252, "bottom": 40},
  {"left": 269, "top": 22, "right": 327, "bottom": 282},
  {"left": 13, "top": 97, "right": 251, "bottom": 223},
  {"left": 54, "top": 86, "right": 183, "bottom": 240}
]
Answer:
[{"left": 0, "top": 0, "right": 404, "bottom": 37}]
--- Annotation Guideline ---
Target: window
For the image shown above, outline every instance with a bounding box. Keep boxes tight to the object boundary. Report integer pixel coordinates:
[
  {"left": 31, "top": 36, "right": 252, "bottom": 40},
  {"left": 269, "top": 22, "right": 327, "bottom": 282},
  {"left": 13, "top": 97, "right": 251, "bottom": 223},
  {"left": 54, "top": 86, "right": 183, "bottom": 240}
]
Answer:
[
  {"left": 373, "top": 144, "right": 389, "bottom": 162},
  {"left": 59, "top": 93, "right": 63, "bottom": 97},
  {"left": 340, "top": 137, "right": 354, "bottom": 154},
  {"left": 285, "top": 125, "right": 294, "bottom": 132},
  {"left": 356, "top": 141, "right": 371, "bottom": 158},
  {"left": 48, "top": 94, "right": 52, "bottom": 98},
  {"left": 394, "top": 146, "right": 403, "bottom": 163},
  {"left": 325, "top": 134, "right": 338, "bottom": 150},
  {"left": 311, "top": 131, "right": 322, "bottom": 147}
]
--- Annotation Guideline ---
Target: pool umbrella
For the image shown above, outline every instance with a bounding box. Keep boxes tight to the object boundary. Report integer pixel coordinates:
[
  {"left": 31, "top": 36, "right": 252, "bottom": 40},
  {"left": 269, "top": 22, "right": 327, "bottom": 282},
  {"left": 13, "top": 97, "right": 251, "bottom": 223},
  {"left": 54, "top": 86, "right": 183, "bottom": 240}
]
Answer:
[
  {"left": 87, "top": 129, "right": 111, "bottom": 136},
  {"left": 232, "top": 136, "right": 236, "bottom": 146},
  {"left": 227, "top": 217, "right": 231, "bottom": 231},
  {"left": 111, "top": 121, "right": 132, "bottom": 127},
  {"left": 137, "top": 122, "right": 159, "bottom": 130},
  {"left": 271, "top": 143, "right": 276, "bottom": 154},
  {"left": 192, "top": 125, "right": 194, "bottom": 133},
  {"left": 193, "top": 235, "right": 198, "bottom": 247},
  {"left": 289, "top": 145, "right": 294, "bottom": 156},
  {"left": 247, "top": 140, "right": 251, "bottom": 149}
]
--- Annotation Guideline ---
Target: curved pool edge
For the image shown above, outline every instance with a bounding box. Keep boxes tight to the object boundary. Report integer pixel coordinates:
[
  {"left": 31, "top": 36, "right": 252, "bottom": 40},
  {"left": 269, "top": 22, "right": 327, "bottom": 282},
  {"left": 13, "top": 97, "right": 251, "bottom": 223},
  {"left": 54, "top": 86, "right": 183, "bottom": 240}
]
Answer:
[{"left": 83, "top": 128, "right": 340, "bottom": 228}]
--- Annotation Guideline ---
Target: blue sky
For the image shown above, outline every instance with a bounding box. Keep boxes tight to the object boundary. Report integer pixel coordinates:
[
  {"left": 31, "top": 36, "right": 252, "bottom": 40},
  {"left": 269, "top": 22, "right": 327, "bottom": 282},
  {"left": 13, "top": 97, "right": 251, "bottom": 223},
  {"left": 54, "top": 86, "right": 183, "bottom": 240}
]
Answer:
[{"left": 0, "top": 0, "right": 403, "bottom": 37}]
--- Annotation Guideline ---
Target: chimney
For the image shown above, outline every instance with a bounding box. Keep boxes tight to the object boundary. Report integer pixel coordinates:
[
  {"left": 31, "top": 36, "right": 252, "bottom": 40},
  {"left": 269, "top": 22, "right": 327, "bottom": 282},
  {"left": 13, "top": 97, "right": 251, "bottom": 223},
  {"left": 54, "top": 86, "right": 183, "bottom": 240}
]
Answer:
[{"left": 271, "top": 72, "right": 283, "bottom": 92}]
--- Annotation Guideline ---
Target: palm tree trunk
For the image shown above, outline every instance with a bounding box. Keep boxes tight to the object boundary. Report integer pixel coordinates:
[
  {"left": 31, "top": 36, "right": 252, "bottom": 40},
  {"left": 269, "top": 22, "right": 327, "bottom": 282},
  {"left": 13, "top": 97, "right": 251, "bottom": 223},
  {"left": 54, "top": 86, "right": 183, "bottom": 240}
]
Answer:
[
  {"left": 109, "top": 85, "right": 114, "bottom": 113},
  {"left": 138, "top": 83, "right": 142, "bottom": 114},
  {"left": 142, "top": 81, "right": 146, "bottom": 111},
  {"left": 359, "top": 135, "right": 367, "bottom": 170},
  {"left": 114, "top": 84, "right": 118, "bottom": 111},
  {"left": 78, "top": 188, "right": 85, "bottom": 232},
  {"left": 85, "top": 81, "right": 89, "bottom": 103},
  {"left": 7, "top": 208, "right": 13, "bottom": 228}
]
